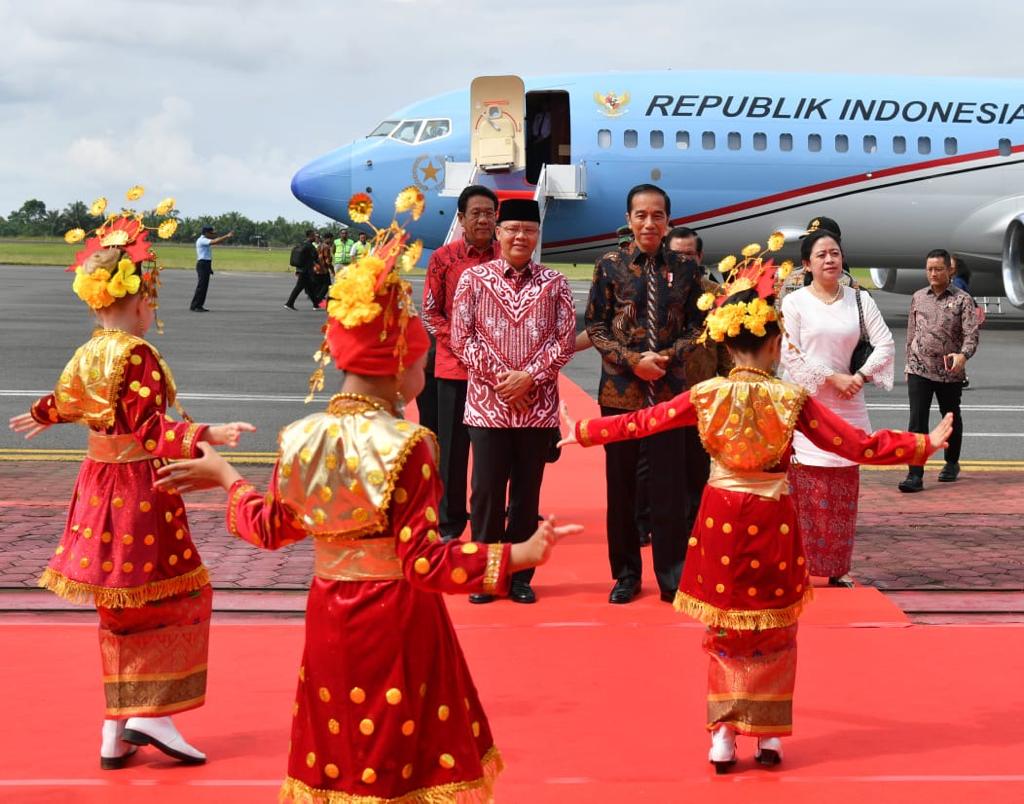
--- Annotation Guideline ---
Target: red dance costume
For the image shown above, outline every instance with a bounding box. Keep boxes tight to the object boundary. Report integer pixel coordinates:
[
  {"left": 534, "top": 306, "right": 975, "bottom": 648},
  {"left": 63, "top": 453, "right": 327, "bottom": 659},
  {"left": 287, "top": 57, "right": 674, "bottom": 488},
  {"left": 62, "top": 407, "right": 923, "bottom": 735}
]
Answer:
[
  {"left": 30, "top": 328, "right": 212, "bottom": 717},
  {"left": 226, "top": 393, "right": 511, "bottom": 803},
  {"left": 577, "top": 369, "right": 932, "bottom": 736}
]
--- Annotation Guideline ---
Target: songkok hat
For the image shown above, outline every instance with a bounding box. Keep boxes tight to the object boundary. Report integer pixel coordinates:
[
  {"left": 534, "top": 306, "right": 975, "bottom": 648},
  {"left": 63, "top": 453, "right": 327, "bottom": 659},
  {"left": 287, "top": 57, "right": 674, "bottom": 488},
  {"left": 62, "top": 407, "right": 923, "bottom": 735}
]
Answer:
[{"left": 497, "top": 198, "right": 541, "bottom": 224}]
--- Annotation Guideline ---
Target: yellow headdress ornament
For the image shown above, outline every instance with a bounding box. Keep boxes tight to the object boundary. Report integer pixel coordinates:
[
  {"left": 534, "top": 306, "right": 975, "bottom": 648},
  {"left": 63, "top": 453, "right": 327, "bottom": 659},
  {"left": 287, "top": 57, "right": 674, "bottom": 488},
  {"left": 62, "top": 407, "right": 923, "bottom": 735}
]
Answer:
[
  {"left": 697, "top": 232, "right": 794, "bottom": 344},
  {"left": 65, "top": 186, "right": 180, "bottom": 331}
]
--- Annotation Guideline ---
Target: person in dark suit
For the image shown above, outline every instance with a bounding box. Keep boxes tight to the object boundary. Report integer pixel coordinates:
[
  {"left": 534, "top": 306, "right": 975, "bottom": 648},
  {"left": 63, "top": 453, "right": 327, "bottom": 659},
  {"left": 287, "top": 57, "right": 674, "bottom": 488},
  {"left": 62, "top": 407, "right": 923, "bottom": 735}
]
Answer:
[{"left": 283, "top": 230, "right": 320, "bottom": 310}]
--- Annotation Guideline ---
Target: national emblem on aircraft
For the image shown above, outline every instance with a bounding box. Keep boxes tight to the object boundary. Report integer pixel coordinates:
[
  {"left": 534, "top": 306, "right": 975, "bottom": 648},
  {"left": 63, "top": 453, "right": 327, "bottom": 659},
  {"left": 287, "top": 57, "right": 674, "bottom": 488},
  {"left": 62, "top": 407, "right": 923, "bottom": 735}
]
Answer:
[{"left": 594, "top": 90, "right": 630, "bottom": 117}]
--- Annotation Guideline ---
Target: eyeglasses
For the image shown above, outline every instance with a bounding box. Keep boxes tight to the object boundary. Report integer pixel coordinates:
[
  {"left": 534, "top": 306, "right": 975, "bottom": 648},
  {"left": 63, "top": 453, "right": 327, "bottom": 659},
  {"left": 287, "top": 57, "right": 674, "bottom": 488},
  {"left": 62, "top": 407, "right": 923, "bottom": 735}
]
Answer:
[{"left": 499, "top": 225, "right": 540, "bottom": 237}]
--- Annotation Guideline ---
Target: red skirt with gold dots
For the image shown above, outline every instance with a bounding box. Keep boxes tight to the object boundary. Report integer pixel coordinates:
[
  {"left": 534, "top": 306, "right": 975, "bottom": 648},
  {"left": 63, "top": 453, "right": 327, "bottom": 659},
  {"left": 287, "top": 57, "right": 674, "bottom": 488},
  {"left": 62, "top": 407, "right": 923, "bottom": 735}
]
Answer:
[
  {"left": 675, "top": 487, "right": 813, "bottom": 631},
  {"left": 281, "top": 577, "right": 502, "bottom": 804},
  {"left": 39, "top": 457, "right": 208, "bottom": 609}
]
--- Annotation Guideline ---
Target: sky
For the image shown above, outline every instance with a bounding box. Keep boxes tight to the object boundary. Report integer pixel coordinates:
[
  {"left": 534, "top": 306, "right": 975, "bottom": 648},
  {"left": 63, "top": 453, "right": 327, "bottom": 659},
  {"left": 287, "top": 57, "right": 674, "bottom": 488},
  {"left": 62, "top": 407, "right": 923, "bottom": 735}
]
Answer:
[{"left": 3, "top": 0, "right": 1023, "bottom": 224}]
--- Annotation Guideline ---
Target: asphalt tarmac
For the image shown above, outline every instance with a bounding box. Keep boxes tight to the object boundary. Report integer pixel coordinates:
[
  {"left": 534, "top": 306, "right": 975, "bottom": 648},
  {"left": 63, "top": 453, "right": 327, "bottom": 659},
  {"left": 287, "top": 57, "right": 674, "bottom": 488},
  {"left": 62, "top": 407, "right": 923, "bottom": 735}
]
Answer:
[{"left": 2, "top": 264, "right": 1023, "bottom": 460}]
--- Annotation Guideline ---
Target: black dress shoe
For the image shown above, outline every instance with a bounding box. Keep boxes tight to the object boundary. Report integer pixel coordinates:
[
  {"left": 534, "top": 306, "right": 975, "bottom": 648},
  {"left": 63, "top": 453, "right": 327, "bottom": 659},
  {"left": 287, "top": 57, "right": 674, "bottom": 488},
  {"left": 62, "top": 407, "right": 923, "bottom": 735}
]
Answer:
[
  {"left": 509, "top": 582, "right": 537, "bottom": 604},
  {"left": 898, "top": 474, "right": 924, "bottom": 493},
  {"left": 827, "top": 575, "right": 855, "bottom": 588},
  {"left": 283, "top": 304, "right": 297, "bottom": 310},
  {"left": 468, "top": 593, "right": 496, "bottom": 604},
  {"left": 638, "top": 531, "right": 652, "bottom": 547},
  {"left": 609, "top": 578, "right": 641, "bottom": 604},
  {"left": 938, "top": 462, "right": 960, "bottom": 482},
  {"left": 659, "top": 589, "right": 676, "bottom": 603}
]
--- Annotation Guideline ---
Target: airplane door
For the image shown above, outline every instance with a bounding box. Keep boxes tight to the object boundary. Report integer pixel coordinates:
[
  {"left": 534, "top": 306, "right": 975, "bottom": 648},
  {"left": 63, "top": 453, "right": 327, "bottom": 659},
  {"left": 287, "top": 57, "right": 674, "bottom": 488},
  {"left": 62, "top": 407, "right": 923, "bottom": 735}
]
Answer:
[
  {"left": 470, "top": 75, "right": 525, "bottom": 172},
  {"left": 525, "top": 90, "right": 571, "bottom": 185}
]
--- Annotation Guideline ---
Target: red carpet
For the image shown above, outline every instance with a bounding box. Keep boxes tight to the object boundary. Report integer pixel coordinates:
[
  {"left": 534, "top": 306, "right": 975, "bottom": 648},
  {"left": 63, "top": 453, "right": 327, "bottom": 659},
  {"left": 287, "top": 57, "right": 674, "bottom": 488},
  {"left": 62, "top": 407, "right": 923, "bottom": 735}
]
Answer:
[{"left": 3, "top": 377, "right": 1023, "bottom": 803}]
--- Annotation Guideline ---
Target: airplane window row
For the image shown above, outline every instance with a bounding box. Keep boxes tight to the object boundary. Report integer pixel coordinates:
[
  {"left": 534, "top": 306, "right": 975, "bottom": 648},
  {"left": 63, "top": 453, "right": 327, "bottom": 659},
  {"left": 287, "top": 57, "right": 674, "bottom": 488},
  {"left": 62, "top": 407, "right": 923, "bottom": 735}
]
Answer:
[
  {"left": 598, "top": 128, "right": 1015, "bottom": 158},
  {"left": 368, "top": 119, "right": 452, "bottom": 144}
]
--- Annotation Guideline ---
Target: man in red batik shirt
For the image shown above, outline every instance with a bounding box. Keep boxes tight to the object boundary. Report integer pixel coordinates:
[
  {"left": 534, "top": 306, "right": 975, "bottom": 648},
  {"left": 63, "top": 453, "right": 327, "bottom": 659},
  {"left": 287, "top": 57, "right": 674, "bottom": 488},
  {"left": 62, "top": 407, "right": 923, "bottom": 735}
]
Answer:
[
  {"left": 422, "top": 186, "right": 500, "bottom": 541},
  {"left": 450, "top": 198, "right": 576, "bottom": 604}
]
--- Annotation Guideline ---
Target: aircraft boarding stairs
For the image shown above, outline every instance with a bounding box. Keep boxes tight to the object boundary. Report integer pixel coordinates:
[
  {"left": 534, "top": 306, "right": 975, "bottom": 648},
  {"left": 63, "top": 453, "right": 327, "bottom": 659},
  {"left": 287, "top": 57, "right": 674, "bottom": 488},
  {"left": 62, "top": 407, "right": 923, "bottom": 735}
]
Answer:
[{"left": 439, "top": 161, "right": 586, "bottom": 263}]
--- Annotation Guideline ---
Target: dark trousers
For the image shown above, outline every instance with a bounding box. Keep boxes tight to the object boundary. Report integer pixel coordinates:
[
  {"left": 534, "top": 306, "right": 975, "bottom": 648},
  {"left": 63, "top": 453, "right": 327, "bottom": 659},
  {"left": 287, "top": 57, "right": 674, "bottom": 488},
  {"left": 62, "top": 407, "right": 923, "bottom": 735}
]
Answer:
[
  {"left": 312, "top": 272, "right": 331, "bottom": 304},
  {"left": 906, "top": 373, "right": 963, "bottom": 476},
  {"left": 602, "top": 405, "right": 690, "bottom": 597},
  {"left": 190, "top": 260, "right": 212, "bottom": 309},
  {"left": 437, "top": 379, "right": 471, "bottom": 540},
  {"left": 683, "top": 427, "right": 711, "bottom": 533},
  {"left": 417, "top": 365, "right": 439, "bottom": 435},
  {"left": 467, "top": 426, "right": 554, "bottom": 586},
  {"left": 286, "top": 270, "right": 317, "bottom": 307}
]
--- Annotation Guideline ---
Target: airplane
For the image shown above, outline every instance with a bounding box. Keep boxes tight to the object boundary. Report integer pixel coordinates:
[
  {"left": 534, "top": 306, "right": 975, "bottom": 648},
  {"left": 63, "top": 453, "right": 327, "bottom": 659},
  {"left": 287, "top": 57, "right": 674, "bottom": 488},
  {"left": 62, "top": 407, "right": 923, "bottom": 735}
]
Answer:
[{"left": 290, "top": 71, "right": 1024, "bottom": 307}]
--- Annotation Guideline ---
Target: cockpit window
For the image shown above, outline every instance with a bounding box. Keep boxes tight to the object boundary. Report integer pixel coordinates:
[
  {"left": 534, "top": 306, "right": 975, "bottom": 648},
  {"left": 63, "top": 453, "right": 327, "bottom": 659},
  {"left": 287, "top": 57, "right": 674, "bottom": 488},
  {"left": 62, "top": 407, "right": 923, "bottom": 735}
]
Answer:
[
  {"left": 419, "top": 119, "right": 451, "bottom": 142},
  {"left": 391, "top": 120, "right": 423, "bottom": 144},
  {"left": 369, "top": 120, "right": 399, "bottom": 137}
]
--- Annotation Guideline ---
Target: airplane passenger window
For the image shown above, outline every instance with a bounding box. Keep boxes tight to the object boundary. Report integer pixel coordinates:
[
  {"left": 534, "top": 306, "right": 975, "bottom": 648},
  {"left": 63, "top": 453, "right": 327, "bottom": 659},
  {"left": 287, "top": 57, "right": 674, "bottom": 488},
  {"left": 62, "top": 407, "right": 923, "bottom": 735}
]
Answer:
[
  {"left": 999, "top": 138, "right": 1012, "bottom": 156},
  {"left": 753, "top": 132, "right": 767, "bottom": 151},
  {"left": 918, "top": 136, "right": 931, "bottom": 155},
  {"left": 391, "top": 120, "right": 423, "bottom": 144},
  {"left": 624, "top": 129, "right": 638, "bottom": 148},
  {"left": 702, "top": 131, "right": 716, "bottom": 150},
  {"left": 676, "top": 131, "right": 690, "bottom": 150},
  {"left": 369, "top": 120, "right": 399, "bottom": 137},
  {"left": 598, "top": 129, "right": 612, "bottom": 149},
  {"left": 835, "top": 134, "right": 849, "bottom": 153},
  {"left": 779, "top": 133, "right": 793, "bottom": 151},
  {"left": 808, "top": 134, "right": 822, "bottom": 153},
  {"left": 863, "top": 135, "right": 877, "bottom": 153},
  {"left": 419, "top": 119, "right": 451, "bottom": 142},
  {"left": 728, "top": 132, "right": 741, "bottom": 150},
  {"left": 944, "top": 137, "right": 958, "bottom": 155},
  {"left": 893, "top": 136, "right": 906, "bottom": 154},
  {"left": 650, "top": 130, "right": 664, "bottom": 149}
]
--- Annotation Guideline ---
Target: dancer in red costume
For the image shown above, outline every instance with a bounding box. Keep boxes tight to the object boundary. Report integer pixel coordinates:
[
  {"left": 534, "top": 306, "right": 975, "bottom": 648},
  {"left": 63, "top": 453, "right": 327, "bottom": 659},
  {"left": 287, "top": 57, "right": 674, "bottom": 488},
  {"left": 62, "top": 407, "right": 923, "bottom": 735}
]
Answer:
[
  {"left": 157, "top": 189, "right": 581, "bottom": 803},
  {"left": 8, "top": 187, "right": 254, "bottom": 769},
  {"left": 560, "top": 235, "right": 953, "bottom": 772}
]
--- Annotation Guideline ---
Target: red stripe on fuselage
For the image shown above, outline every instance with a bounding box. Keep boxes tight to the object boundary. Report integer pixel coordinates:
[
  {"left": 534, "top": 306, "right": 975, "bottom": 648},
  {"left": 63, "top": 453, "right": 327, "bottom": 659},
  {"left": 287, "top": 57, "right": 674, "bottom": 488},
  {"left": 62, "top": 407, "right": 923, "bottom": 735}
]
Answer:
[{"left": 545, "top": 144, "right": 1024, "bottom": 249}]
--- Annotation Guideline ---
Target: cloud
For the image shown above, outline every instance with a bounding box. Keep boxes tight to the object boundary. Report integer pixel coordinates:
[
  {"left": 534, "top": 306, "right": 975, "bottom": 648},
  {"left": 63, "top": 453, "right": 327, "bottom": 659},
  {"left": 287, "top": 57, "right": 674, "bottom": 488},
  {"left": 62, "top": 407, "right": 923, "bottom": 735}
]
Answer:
[{"left": 3, "top": 0, "right": 1024, "bottom": 221}]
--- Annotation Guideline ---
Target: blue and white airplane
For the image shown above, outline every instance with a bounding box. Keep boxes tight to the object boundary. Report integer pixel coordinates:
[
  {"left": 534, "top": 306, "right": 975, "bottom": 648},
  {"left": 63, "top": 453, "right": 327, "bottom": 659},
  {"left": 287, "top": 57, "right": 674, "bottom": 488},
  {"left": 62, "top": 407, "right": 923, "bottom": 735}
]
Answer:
[{"left": 291, "top": 71, "right": 1024, "bottom": 306}]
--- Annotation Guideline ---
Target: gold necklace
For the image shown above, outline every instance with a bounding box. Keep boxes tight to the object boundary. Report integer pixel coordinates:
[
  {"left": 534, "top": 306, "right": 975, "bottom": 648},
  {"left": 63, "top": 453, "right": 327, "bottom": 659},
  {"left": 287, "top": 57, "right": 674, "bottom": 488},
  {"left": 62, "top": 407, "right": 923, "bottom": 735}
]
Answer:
[
  {"left": 729, "top": 366, "right": 774, "bottom": 381},
  {"left": 328, "top": 392, "right": 395, "bottom": 415}
]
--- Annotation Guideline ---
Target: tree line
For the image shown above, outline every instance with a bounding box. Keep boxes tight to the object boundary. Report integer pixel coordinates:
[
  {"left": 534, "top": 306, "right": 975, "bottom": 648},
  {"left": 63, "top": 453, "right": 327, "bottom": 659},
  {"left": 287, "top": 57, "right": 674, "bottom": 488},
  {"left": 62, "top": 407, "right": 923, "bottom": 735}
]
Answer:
[{"left": 1, "top": 199, "right": 335, "bottom": 247}]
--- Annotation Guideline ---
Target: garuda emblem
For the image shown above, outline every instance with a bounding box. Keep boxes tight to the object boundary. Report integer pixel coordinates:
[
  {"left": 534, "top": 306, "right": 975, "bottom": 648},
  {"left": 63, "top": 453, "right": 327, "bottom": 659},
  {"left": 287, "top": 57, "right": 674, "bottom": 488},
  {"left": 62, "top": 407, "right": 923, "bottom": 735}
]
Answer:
[{"left": 595, "top": 91, "right": 630, "bottom": 117}]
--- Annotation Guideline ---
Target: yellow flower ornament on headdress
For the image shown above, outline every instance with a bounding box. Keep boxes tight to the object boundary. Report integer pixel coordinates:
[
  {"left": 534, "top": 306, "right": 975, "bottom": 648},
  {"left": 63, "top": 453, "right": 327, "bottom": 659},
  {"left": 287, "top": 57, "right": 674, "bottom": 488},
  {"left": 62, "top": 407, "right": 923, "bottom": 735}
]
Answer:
[
  {"left": 65, "top": 185, "right": 180, "bottom": 325},
  {"left": 698, "top": 232, "right": 789, "bottom": 344}
]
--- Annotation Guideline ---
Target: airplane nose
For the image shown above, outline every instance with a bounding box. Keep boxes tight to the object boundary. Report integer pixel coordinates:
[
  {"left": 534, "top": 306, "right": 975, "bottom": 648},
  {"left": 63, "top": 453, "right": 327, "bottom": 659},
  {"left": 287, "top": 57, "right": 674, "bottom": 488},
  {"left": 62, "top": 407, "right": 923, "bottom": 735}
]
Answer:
[{"left": 291, "top": 148, "right": 352, "bottom": 220}]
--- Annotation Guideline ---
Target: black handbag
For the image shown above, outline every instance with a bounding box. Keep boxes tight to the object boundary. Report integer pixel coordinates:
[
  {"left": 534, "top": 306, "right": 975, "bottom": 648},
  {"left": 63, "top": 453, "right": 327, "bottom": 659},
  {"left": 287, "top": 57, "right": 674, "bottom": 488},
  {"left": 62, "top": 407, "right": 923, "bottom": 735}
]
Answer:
[{"left": 849, "top": 289, "right": 874, "bottom": 375}]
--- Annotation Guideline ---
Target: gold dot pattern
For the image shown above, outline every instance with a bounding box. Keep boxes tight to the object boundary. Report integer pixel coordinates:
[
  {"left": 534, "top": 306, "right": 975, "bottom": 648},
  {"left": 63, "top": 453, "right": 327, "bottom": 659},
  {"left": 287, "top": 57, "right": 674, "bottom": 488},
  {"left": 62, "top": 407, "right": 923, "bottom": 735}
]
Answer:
[
  {"left": 350, "top": 687, "right": 366, "bottom": 704},
  {"left": 359, "top": 718, "right": 374, "bottom": 736},
  {"left": 401, "top": 720, "right": 415, "bottom": 736},
  {"left": 439, "top": 753, "right": 455, "bottom": 769},
  {"left": 386, "top": 688, "right": 402, "bottom": 705},
  {"left": 438, "top": 705, "right": 450, "bottom": 721},
  {"left": 361, "top": 768, "right": 377, "bottom": 784},
  {"left": 328, "top": 718, "right": 340, "bottom": 735},
  {"left": 414, "top": 558, "right": 430, "bottom": 575}
]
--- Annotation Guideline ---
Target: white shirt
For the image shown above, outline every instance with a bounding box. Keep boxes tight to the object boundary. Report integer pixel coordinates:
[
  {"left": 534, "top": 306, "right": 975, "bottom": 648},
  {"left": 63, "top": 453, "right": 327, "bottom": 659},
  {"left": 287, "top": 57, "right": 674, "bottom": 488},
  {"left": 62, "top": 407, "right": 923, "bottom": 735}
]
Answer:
[
  {"left": 195, "top": 236, "right": 212, "bottom": 261},
  {"left": 780, "top": 286, "right": 895, "bottom": 467}
]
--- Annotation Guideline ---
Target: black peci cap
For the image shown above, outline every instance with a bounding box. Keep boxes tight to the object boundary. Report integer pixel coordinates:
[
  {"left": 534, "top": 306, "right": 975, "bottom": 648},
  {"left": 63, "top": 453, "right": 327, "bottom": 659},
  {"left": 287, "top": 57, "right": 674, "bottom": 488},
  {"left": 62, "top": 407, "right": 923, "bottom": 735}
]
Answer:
[{"left": 497, "top": 199, "right": 541, "bottom": 224}]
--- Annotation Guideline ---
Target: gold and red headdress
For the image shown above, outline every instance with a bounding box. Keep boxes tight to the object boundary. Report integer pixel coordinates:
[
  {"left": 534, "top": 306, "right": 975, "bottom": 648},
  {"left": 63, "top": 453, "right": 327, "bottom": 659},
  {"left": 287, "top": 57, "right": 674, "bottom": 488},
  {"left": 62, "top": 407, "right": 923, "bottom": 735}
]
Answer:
[
  {"left": 696, "top": 232, "right": 795, "bottom": 344},
  {"left": 65, "top": 186, "right": 179, "bottom": 322},
  {"left": 306, "top": 188, "right": 428, "bottom": 401}
]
